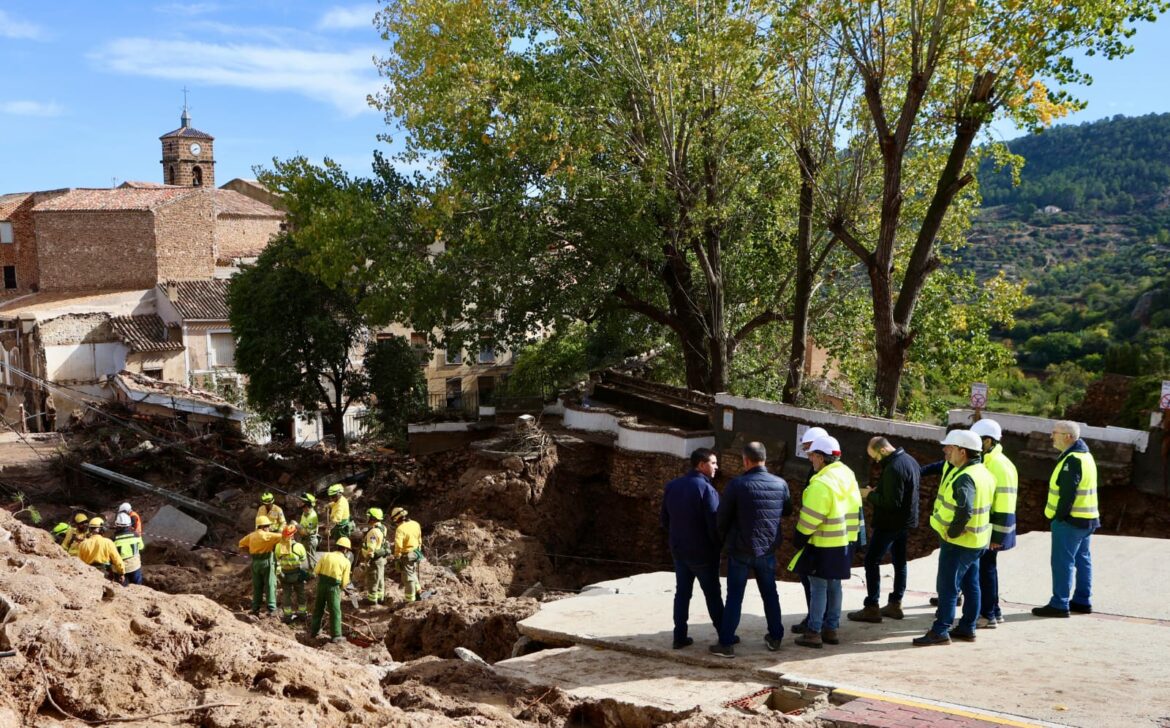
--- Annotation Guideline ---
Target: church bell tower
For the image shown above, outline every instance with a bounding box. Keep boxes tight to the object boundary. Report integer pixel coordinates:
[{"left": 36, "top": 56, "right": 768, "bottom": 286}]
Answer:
[{"left": 160, "top": 99, "right": 215, "bottom": 187}]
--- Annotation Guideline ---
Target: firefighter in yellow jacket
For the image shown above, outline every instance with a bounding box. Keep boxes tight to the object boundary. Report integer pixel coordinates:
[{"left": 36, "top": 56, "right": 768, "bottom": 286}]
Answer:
[
  {"left": 391, "top": 507, "right": 423, "bottom": 602},
  {"left": 77, "top": 517, "right": 126, "bottom": 579},
  {"left": 239, "top": 515, "right": 282, "bottom": 616},
  {"left": 361, "top": 508, "right": 390, "bottom": 604},
  {"left": 276, "top": 525, "right": 310, "bottom": 621},
  {"left": 310, "top": 537, "right": 353, "bottom": 643},
  {"left": 62, "top": 511, "right": 89, "bottom": 556}
]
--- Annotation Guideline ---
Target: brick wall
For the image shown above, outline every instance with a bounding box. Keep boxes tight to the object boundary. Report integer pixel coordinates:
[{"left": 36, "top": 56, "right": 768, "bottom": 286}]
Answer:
[
  {"left": 0, "top": 194, "right": 39, "bottom": 298},
  {"left": 35, "top": 210, "right": 158, "bottom": 290},
  {"left": 607, "top": 448, "right": 690, "bottom": 567},
  {"left": 215, "top": 216, "right": 280, "bottom": 260},
  {"left": 155, "top": 193, "right": 215, "bottom": 281}
]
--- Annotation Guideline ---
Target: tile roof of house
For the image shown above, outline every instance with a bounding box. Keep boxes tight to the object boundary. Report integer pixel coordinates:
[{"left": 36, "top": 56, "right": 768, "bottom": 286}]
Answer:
[
  {"left": 214, "top": 189, "right": 284, "bottom": 218},
  {"left": 159, "top": 279, "right": 231, "bottom": 320},
  {"left": 109, "top": 314, "right": 185, "bottom": 353},
  {"left": 159, "top": 126, "right": 214, "bottom": 140},
  {"left": 0, "top": 192, "right": 33, "bottom": 218},
  {"left": 31, "top": 187, "right": 199, "bottom": 212}
]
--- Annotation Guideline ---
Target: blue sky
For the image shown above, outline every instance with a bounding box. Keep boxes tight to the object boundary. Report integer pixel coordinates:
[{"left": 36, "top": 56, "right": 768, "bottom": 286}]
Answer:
[{"left": 1, "top": 2, "right": 1169, "bottom": 192}]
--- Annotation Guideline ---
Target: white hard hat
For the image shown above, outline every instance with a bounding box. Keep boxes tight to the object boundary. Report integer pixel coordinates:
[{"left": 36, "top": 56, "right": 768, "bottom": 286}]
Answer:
[
  {"left": 808, "top": 435, "right": 841, "bottom": 456},
  {"left": 801, "top": 427, "right": 829, "bottom": 445},
  {"left": 118, "top": 502, "right": 132, "bottom": 514},
  {"left": 114, "top": 512, "right": 132, "bottom": 528},
  {"left": 941, "top": 430, "right": 982, "bottom": 451},
  {"left": 969, "top": 419, "right": 1003, "bottom": 441}
]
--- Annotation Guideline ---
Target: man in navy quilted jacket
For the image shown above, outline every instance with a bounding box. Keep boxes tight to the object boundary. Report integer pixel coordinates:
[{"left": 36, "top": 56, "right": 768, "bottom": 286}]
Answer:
[
  {"left": 661, "top": 448, "right": 724, "bottom": 649},
  {"left": 709, "top": 442, "right": 793, "bottom": 658}
]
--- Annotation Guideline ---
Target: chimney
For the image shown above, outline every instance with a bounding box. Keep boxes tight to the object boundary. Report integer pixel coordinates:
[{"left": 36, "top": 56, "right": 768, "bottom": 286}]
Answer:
[{"left": 166, "top": 281, "right": 179, "bottom": 304}]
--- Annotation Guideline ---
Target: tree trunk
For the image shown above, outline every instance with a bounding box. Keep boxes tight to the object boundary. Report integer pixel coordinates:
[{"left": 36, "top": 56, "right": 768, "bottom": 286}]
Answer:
[{"left": 783, "top": 148, "right": 816, "bottom": 403}]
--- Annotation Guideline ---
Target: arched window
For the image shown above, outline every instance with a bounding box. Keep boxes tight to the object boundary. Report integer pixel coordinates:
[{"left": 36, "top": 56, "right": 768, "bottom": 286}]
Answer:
[
  {"left": 167, "top": 165, "right": 176, "bottom": 185},
  {"left": 192, "top": 166, "right": 203, "bottom": 187}
]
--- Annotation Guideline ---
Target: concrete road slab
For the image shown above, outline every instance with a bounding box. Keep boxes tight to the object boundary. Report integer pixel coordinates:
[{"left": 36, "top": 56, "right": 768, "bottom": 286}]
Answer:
[
  {"left": 143, "top": 505, "right": 207, "bottom": 548},
  {"left": 518, "top": 534, "right": 1170, "bottom": 728}
]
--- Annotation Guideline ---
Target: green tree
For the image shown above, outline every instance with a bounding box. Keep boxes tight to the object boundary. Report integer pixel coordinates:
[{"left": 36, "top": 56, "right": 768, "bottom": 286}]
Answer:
[
  {"left": 813, "top": 0, "right": 1165, "bottom": 416},
  {"left": 365, "top": 336, "right": 428, "bottom": 443},
  {"left": 228, "top": 235, "right": 369, "bottom": 452},
  {"left": 374, "top": 0, "right": 809, "bottom": 394}
]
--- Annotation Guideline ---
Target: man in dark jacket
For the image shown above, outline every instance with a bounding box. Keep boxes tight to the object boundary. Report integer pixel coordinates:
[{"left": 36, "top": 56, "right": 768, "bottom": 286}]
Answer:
[
  {"left": 709, "top": 442, "right": 792, "bottom": 658},
  {"left": 661, "top": 448, "right": 724, "bottom": 649},
  {"left": 848, "top": 436, "right": 920, "bottom": 623}
]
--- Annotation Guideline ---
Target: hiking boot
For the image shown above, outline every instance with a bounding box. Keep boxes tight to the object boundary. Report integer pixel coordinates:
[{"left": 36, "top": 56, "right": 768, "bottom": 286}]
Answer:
[
  {"left": 1032, "top": 605, "right": 1070, "bottom": 618},
  {"left": 912, "top": 630, "right": 951, "bottom": 647},
  {"left": 708, "top": 643, "right": 735, "bottom": 659},
  {"left": 929, "top": 595, "right": 962, "bottom": 607},
  {"left": 951, "top": 629, "right": 976, "bottom": 642},
  {"left": 847, "top": 605, "right": 883, "bottom": 623},
  {"left": 976, "top": 616, "right": 997, "bottom": 629},
  {"left": 795, "top": 632, "right": 823, "bottom": 649},
  {"left": 821, "top": 628, "right": 839, "bottom": 645},
  {"left": 764, "top": 635, "right": 782, "bottom": 652},
  {"left": 672, "top": 637, "right": 694, "bottom": 650},
  {"left": 790, "top": 619, "right": 809, "bottom": 635},
  {"left": 1069, "top": 602, "right": 1092, "bottom": 614},
  {"left": 880, "top": 601, "right": 904, "bottom": 620}
]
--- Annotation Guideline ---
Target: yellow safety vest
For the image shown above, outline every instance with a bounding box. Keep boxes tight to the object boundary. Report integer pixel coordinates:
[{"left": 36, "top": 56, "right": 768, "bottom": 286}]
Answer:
[
  {"left": 983, "top": 444, "right": 1019, "bottom": 538},
  {"left": 930, "top": 460, "right": 994, "bottom": 549},
  {"left": 275, "top": 540, "right": 307, "bottom": 572},
  {"left": 113, "top": 532, "right": 144, "bottom": 573},
  {"left": 788, "top": 461, "right": 860, "bottom": 570},
  {"left": 1045, "top": 450, "right": 1099, "bottom": 520}
]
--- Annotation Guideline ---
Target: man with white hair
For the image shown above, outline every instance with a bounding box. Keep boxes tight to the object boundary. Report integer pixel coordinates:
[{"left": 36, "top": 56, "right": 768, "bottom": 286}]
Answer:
[
  {"left": 914, "top": 430, "right": 994, "bottom": 646},
  {"left": 1033, "top": 421, "right": 1099, "bottom": 618},
  {"left": 969, "top": 418, "right": 1018, "bottom": 628}
]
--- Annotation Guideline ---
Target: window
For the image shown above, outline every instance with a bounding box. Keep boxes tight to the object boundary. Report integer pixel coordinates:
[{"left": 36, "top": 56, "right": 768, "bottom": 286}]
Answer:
[
  {"left": 3, "top": 266, "right": 15, "bottom": 290},
  {"left": 477, "top": 346, "right": 496, "bottom": 364},
  {"left": 142, "top": 367, "right": 163, "bottom": 380},
  {"left": 192, "top": 166, "right": 204, "bottom": 187},
  {"left": 209, "top": 332, "right": 235, "bottom": 367},
  {"left": 444, "top": 347, "right": 462, "bottom": 366},
  {"left": 410, "top": 333, "right": 430, "bottom": 365},
  {"left": 0, "top": 221, "right": 12, "bottom": 244},
  {"left": 445, "top": 377, "right": 463, "bottom": 409},
  {"left": 477, "top": 375, "right": 496, "bottom": 406}
]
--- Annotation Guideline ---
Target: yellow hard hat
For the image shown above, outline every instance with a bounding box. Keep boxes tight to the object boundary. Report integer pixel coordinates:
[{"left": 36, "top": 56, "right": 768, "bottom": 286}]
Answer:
[
  {"left": 88, "top": 517, "right": 104, "bottom": 529},
  {"left": 52, "top": 522, "right": 70, "bottom": 536},
  {"left": 327, "top": 483, "right": 344, "bottom": 497},
  {"left": 390, "top": 507, "right": 408, "bottom": 522},
  {"left": 74, "top": 512, "right": 90, "bottom": 524},
  {"left": 255, "top": 515, "right": 273, "bottom": 528},
  {"left": 335, "top": 537, "right": 352, "bottom": 550},
  {"left": 260, "top": 491, "right": 275, "bottom": 504}
]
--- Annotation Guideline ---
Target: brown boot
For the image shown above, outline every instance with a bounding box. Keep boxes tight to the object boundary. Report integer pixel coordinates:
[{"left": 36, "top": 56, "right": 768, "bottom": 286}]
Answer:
[
  {"left": 847, "top": 604, "right": 883, "bottom": 623},
  {"left": 880, "top": 601, "right": 904, "bottom": 620},
  {"left": 821, "top": 628, "right": 839, "bottom": 645},
  {"left": 795, "top": 632, "right": 823, "bottom": 649}
]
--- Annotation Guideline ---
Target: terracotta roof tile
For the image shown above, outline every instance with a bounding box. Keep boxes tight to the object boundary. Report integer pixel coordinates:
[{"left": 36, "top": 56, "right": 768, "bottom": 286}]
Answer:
[
  {"left": 159, "top": 126, "right": 214, "bottom": 140},
  {"left": 159, "top": 279, "right": 230, "bottom": 320},
  {"left": 31, "top": 187, "right": 200, "bottom": 212},
  {"left": 213, "top": 189, "right": 284, "bottom": 218},
  {"left": 109, "top": 314, "right": 185, "bottom": 353},
  {"left": 0, "top": 192, "right": 33, "bottom": 218}
]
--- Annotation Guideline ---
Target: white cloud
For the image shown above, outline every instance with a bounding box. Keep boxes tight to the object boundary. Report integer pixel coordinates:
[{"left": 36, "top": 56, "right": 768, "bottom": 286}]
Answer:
[
  {"left": 1, "top": 100, "right": 64, "bottom": 117},
  {"left": 91, "top": 38, "right": 382, "bottom": 116},
  {"left": 0, "top": 10, "right": 45, "bottom": 40},
  {"left": 317, "top": 5, "right": 378, "bottom": 31}
]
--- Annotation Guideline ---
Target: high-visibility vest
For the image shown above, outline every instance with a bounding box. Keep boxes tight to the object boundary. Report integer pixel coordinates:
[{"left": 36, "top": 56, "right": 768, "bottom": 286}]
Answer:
[
  {"left": 930, "top": 460, "right": 994, "bottom": 549},
  {"left": 1045, "top": 450, "right": 1099, "bottom": 520},
  {"left": 275, "top": 541, "right": 307, "bottom": 572},
  {"left": 257, "top": 504, "right": 285, "bottom": 527},
  {"left": 795, "top": 461, "right": 860, "bottom": 549},
  {"left": 364, "top": 523, "right": 387, "bottom": 558},
  {"left": 983, "top": 444, "right": 1019, "bottom": 540},
  {"left": 299, "top": 509, "right": 319, "bottom": 536},
  {"left": 113, "top": 532, "right": 144, "bottom": 573}
]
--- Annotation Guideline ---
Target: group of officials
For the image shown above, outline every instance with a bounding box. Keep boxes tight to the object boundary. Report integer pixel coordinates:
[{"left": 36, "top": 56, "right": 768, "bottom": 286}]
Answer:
[{"left": 661, "top": 419, "right": 1099, "bottom": 657}]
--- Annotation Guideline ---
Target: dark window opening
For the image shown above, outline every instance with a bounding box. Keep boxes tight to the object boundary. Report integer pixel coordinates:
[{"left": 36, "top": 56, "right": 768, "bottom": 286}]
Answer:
[
  {"left": 3, "top": 266, "right": 16, "bottom": 289},
  {"left": 192, "top": 166, "right": 203, "bottom": 187}
]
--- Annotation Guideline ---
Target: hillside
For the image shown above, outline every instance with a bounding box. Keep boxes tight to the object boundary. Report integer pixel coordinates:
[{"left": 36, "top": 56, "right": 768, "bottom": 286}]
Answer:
[{"left": 959, "top": 114, "right": 1170, "bottom": 405}]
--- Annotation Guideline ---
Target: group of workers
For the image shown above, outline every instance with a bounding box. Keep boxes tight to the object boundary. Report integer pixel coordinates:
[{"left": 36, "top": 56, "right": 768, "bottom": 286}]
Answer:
[
  {"left": 237, "top": 484, "right": 425, "bottom": 644},
  {"left": 50, "top": 502, "right": 145, "bottom": 586},
  {"left": 662, "top": 418, "right": 1099, "bottom": 657}
]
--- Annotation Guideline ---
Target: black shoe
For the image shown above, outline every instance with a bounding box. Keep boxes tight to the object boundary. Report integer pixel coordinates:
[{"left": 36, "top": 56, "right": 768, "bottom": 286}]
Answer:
[
  {"left": 708, "top": 643, "right": 735, "bottom": 659},
  {"left": 731, "top": 635, "right": 741, "bottom": 645},
  {"left": 1069, "top": 602, "right": 1092, "bottom": 614},
  {"left": 951, "top": 629, "right": 976, "bottom": 642},
  {"left": 764, "top": 635, "right": 782, "bottom": 651},
  {"left": 790, "top": 619, "right": 809, "bottom": 634},
  {"left": 912, "top": 630, "right": 951, "bottom": 647},
  {"left": 929, "top": 595, "right": 962, "bottom": 607},
  {"left": 1032, "top": 605, "right": 1070, "bottom": 618},
  {"left": 672, "top": 637, "right": 694, "bottom": 649}
]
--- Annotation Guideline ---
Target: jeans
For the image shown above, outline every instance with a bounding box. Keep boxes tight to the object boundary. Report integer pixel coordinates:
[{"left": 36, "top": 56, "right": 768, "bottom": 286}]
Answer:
[
  {"left": 932, "top": 542, "right": 983, "bottom": 635},
  {"left": 807, "top": 576, "right": 842, "bottom": 632},
  {"left": 979, "top": 548, "right": 1001, "bottom": 619},
  {"left": 1049, "top": 520, "right": 1095, "bottom": 610},
  {"left": 719, "top": 553, "right": 783, "bottom": 645},
  {"left": 864, "top": 527, "right": 908, "bottom": 606},
  {"left": 672, "top": 556, "right": 724, "bottom": 642}
]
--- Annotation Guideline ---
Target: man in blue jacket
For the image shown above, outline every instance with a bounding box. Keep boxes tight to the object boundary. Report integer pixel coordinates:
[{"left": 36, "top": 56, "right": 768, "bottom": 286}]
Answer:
[
  {"left": 661, "top": 447, "right": 724, "bottom": 649},
  {"left": 709, "top": 442, "right": 792, "bottom": 658}
]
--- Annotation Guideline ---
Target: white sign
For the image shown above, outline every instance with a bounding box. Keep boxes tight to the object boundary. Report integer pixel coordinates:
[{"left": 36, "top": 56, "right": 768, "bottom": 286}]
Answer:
[
  {"left": 970, "top": 382, "right": 988, "bottom": 409},
  {"left": 722, "top": 407, "right": 734, "bottom": 431},
  {"left": 1161, "top": 381, "right": 1170, "bottom": 410},
  {"left": 795, "top": 424, "right": 810, "bottom": 459}
]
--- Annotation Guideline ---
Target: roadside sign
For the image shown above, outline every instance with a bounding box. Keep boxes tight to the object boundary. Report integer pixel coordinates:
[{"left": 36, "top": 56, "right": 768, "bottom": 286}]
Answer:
[
  {"left": 970, "top": 382, "right": 988, "bottom": 410},
  {"left": 1160, "top": 381, "right": 1170, "bottom": 410}
]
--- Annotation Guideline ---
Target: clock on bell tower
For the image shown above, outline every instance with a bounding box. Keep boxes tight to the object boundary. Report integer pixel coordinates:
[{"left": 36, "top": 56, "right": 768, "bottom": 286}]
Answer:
[{"left": 160, "top": 101, "right": 215, "bottom": 187}]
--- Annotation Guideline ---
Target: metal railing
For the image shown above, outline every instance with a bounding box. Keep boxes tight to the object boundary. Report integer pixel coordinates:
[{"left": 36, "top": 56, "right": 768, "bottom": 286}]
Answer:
[{"left": 427, "top": 390, "right": 480, "bottom": 417}]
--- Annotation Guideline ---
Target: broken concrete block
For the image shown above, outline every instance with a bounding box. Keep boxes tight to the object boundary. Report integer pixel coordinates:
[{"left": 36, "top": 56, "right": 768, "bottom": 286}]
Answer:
[
  {"left": 213, "top": 488, "right": 242, "bottom": 503},
  {"left": 144, "top": 505, "right": 208, "bottom": 549}
]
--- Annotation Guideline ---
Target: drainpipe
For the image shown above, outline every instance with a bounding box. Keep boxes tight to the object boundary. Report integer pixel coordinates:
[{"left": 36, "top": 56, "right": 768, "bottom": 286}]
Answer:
[{"left": 182, "top": 323, "right": 191, "bottom": 385}]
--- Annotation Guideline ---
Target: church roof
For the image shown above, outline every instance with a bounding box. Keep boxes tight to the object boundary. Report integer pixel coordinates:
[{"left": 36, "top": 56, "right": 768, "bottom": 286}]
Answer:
[
  {"left": 213, "top": 189, "right": 284, "bottom": 218},
  {"left": 159, "top": 126, "right": 214, "bottom": 140},
  {"left": 31, "top": 187, "right": 200, "bottom": 212},
  {"left": 0, "top": 192, "right": 33, "bottom": 218}
]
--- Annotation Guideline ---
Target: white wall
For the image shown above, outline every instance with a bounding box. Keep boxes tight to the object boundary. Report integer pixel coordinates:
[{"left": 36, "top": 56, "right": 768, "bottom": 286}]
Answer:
[
  {"left": 947, "top": 408, "right": 1150, "bottom": 452},
  {"left": 45, "top": 342, "right": 127, "bottom": 384},
  {"left": 562, "top": 404, "right": 714, "bottom": 459}
]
